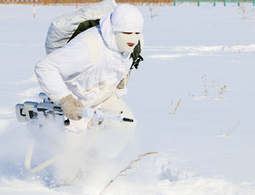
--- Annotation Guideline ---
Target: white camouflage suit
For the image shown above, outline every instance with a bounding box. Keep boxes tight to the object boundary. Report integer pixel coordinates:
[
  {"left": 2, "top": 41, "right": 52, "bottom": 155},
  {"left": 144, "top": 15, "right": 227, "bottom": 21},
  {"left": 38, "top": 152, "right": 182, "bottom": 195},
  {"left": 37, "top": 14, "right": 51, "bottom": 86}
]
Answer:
[{"left": 34, "top": 4, "right": 144, "bottom": 183}]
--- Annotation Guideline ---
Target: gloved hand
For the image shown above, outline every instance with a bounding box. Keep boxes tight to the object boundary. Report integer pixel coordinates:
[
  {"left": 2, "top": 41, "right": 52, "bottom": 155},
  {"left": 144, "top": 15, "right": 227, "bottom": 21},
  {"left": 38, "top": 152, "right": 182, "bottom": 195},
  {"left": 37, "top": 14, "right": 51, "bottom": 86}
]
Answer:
[
  {"left": 59, "top": 94, "right": 84, "bottom": 120},
  {"left": 117, "top": 73, "right": 130, "bottom": 89}
]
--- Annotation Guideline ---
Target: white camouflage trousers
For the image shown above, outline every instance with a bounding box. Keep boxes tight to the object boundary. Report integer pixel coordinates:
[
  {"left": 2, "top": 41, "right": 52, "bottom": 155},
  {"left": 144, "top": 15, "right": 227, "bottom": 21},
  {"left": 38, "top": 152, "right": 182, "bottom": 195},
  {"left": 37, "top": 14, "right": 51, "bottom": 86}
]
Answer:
[{"left": 53, "top": 93, "right": 136, "bottom": 184}]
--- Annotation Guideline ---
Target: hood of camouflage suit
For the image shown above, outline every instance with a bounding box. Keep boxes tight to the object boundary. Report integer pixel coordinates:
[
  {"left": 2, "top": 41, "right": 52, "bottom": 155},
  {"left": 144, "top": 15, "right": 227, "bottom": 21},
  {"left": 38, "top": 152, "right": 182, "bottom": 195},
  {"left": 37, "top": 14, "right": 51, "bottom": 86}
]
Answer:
[{"left": 100, "top": 4, "right": 144, "bottom": 53}]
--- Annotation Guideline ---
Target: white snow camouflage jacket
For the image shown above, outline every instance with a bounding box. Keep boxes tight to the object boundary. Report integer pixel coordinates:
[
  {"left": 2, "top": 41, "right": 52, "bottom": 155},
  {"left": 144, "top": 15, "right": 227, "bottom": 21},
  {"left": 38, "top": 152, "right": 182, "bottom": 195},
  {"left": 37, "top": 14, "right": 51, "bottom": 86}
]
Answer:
[{"left": 35, "top": 4, "right": 144, "bottom": 110}]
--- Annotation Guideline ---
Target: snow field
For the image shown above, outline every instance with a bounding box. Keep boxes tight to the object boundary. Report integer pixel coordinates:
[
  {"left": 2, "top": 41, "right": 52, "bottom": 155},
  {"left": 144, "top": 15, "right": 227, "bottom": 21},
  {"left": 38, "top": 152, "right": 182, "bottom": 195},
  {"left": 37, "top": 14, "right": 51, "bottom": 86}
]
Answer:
[{"left": 0, "top": 3, "right": 255, "bottom": 194}]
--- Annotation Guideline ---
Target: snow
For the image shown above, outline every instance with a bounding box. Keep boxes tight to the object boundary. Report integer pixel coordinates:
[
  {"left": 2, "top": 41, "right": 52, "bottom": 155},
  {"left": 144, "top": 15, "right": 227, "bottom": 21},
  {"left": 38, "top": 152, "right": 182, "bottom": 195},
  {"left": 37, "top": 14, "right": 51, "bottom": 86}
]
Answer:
[{"left": 0, "top": 2, "right": 255, "bottom": 194}]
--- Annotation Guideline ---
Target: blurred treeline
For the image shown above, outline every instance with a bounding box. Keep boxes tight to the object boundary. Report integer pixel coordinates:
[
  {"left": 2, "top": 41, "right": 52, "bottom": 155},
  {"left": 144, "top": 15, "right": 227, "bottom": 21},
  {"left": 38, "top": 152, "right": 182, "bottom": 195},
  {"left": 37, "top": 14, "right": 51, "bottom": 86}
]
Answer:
[{"left": 0, "top": 0, "right": 252, "bottom": 5}]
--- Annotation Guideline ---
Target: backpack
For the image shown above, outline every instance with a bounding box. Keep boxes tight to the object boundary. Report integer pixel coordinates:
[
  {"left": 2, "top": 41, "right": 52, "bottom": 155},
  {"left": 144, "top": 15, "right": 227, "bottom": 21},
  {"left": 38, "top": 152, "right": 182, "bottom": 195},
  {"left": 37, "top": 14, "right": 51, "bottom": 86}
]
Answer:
[{"left": 45, "top": 0, "right": 143, "bottom": 69}]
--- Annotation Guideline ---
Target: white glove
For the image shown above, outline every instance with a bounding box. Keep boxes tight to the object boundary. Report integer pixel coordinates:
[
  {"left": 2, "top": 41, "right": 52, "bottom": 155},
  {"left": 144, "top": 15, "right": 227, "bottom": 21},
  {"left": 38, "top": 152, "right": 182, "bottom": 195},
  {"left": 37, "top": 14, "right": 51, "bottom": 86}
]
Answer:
[{"left": 59, "top": 94, "right": 84, "bottom": 120}]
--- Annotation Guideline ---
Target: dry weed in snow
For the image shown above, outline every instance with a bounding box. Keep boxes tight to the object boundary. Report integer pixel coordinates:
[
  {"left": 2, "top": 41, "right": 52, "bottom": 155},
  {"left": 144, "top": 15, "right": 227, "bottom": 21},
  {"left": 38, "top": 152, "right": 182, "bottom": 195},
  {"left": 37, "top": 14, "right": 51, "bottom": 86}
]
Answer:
[
  {"left": 99, "top": 152, "right": 158, "bottom": 195},
  {"left": 238, "top": 5, "right": 254, "bottom": 20},
  {"left": 173, "top": 98, "right": 181, "bottom": 115},
  {"left": 149, "top": 6, "right": 158, "bottom": 21},
  {"left": 226, "top": 118, "right": 240, "bottom": 136},
  {"left": 217, "top": 85, "right": 227, "bottom": 100},
  {"left": 202, "top": 75, "right": 219, "bottom": 97},
  {"left": 221, "top": 118, "right": 240, "bottom": 136}
]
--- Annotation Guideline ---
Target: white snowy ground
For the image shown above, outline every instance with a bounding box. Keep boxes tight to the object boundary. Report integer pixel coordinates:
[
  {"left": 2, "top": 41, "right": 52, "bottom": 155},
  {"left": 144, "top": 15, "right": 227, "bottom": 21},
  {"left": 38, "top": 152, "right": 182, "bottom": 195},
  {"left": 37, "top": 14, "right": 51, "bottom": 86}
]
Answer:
[{"left": 0, "top": 2, "right": 255, "bottom": 195}]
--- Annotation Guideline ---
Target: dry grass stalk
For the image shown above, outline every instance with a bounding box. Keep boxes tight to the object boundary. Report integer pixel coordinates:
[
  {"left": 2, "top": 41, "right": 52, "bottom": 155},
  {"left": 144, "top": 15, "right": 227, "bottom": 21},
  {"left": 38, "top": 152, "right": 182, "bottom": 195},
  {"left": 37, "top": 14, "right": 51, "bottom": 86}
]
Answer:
[
  {"left": 236, "top": 38, "right": 242, "bottom": 54},
  {"left": 226, "top": 118, "right": 240, "bottom": 136},
  {"left": 238, "top": 5, "right": 254, "bottom": 20},
  {"left": 149, "top": 5, "right": 158, "bottom": 21},
  {"left": 173, "top": 98, "right": 181, "bottom": 115},
  {"left": 188, "top": 93, "right": 194, "bottom": 97},
  {"left": 202, "top": 75, "right": 219, "bottom": 96},
  {"left": 217, "top": 85, "right": 227, "bottom": 99},
  {"left": 99, "top": 151, "right": 158, "bottom": 195}
]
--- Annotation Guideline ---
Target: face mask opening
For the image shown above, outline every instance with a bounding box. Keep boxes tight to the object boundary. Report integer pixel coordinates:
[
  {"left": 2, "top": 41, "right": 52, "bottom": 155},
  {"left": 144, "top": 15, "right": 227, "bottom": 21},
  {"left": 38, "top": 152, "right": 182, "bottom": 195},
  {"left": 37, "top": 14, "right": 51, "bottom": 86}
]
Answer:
[{"left": 115, "top": 31, "right": 141, "bottom": 53}]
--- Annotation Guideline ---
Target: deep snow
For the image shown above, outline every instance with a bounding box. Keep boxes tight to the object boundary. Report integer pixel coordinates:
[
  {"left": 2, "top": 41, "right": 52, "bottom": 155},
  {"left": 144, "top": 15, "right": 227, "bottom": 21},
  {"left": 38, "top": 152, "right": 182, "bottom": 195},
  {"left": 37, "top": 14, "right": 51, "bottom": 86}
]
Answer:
[{"left": 0, "top": 2, "right": 255, "bottom": 195}]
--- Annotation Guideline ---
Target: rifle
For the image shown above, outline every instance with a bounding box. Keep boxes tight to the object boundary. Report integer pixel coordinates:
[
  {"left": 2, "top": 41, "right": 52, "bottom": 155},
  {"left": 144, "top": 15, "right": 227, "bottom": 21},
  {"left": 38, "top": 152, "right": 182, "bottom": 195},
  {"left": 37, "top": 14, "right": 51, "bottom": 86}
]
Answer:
[{"left": 15, "top": 92, "right": 133, "bottom": 127}]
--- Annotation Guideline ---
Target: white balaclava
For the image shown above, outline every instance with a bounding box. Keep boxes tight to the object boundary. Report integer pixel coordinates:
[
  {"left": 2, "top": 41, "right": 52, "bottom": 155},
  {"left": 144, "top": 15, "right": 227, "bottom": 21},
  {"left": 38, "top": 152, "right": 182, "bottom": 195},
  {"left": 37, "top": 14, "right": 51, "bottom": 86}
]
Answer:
[
  {"left": 111, "top": 4, "right": 144, "bottom": 53},
  {"left": 100, "top": 4, "right": 144, "bottom": 53}
]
